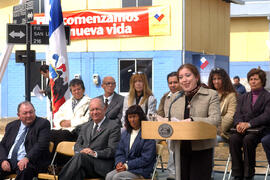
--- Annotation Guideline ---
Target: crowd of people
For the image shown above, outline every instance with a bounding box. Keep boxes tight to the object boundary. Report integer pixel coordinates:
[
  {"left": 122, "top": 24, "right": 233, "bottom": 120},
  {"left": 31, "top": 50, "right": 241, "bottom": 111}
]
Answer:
[{"left": 0, "top": 63, "right": 270, "bottom": 180}]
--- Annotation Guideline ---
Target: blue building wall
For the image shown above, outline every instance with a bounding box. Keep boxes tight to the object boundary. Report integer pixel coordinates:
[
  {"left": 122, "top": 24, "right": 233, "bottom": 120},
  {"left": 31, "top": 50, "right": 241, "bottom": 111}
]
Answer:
[
  {"left": 1, "top": 50, "right": 232, "bottom": 117},
  {"left": 229, "top": 61, "right": 270, "bottom": 78}
]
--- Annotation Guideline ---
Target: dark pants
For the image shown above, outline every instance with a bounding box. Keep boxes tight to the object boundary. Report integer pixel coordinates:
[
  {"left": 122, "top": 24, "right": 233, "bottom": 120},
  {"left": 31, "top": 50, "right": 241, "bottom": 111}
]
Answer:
[
  {"left": 58, "top": 153, "right": 103, "bottom": 180},
  {"left": 0, "top": 160, "right": 39, "bottom": 180},
  {"left": 261, "top": 134, "right": 270, "bottom": 165},
  {"left": 229, "top": 132, "right": 262, "bottom": 178},
  {"left": 50, "top": 129, "right": 78, "bottom": 166},
  {"left": 180, "top": 141, "right": 213, "bottom": 180}
]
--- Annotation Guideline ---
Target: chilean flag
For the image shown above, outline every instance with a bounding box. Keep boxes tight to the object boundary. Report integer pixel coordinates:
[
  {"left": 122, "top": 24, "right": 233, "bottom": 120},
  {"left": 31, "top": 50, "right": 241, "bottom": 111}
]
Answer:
[
  {"left": 200, "top": 57, "right": 209, "bottom": 70},
  {"left": 47, "top": 0, "right": 69, "bottom": 117}
]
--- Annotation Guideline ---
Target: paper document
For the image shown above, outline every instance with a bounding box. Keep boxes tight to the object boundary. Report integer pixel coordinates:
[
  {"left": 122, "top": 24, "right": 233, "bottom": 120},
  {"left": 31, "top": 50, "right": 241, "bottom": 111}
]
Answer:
[{"left": 33, "top": 85, "right": 44, "bottom": 100}]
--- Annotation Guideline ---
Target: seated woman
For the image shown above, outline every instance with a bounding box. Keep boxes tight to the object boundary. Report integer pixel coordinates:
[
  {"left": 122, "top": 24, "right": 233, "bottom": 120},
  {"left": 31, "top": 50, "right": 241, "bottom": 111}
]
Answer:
[
  {"left": 229, "top": 68, "right": 270, "bottom": 180},
  {"left": 208, "top": 68, "right": 237, "bottom": 141},
  {"left": 106, "top": 105, "right": 156, "bottom": 180},
  {"left": 121, "top": 72, "right": 157, "bottom": 128}
]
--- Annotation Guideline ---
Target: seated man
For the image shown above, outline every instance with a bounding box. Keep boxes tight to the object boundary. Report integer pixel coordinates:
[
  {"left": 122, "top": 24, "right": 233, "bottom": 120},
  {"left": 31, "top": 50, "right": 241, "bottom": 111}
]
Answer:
[
  {"left": 96, "top": 76, "right": 124, "bottom": 126},
  {"left": 0, "top": 101, "right": 50, "bottom": 180},
  {"left": 58, "top": 98, "right": 121, "bottom": 180}
]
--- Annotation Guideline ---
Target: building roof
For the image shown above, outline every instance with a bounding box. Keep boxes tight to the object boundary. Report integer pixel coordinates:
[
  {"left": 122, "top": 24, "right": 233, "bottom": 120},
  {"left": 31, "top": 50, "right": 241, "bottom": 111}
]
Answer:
[{"left": 231, "top": 0, "right": 270, "bottom": 17}]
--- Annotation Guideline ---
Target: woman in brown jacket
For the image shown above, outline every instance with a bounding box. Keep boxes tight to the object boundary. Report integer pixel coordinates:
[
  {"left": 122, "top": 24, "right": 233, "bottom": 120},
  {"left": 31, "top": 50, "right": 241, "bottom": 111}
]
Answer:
[
  {"left": 170, "top": 64, "right": 221, "bottom": 180},
  {"left": 208, "top": 68, "right": 237, "bottom": 141}
]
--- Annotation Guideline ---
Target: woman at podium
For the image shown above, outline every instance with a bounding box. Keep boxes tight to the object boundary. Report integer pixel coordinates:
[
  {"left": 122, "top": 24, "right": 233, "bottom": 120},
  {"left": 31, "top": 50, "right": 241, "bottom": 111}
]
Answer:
[{"left": 170, "top": 64, "right": 221, "bottom": 180}]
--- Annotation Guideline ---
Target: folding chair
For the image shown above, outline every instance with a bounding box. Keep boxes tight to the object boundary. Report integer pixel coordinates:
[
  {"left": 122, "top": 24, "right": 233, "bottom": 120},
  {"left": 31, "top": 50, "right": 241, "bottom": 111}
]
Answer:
[
  {"left": 265, "top": 164, "right": 269, "bottom": 180},
  {"left": 213, "top": 141, "right": 231, "bottom": 180},
  {"left": 151, "top": 143, "right": 164, "bottom": 180},
  {"left": 38, "top": 141, "right": 101, "bottom": 180}
]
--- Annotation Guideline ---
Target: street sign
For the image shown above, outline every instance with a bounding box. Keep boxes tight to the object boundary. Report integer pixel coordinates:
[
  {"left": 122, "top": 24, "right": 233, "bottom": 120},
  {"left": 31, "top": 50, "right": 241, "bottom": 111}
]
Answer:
[
  {"left": 15, "top": 50, "right": 36, "bottom": 63},
  {"left": 25, "top": 0, "right": 34, "bottom": 23},
  {"left": 13, "top": 0, "right": 34, "bottom": 24},
  {"left": 31, "top": 25, "right": 71, "bottom": 45},
  {"left": 13, "top": 4, "right": 26, "bottom": 24},
  {"left": 7, "top": 24, "right": 27, "bottom": 44}
]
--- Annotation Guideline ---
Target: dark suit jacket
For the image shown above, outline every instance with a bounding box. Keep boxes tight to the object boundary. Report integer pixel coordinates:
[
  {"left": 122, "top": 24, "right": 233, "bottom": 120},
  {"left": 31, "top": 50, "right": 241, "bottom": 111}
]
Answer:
[
  {"left": 234, "top": 88, "right": 270, "bottom": 131},
  {"left": 74, "top": 118, "right": 121, "bottom": 177},
  {"left": 115, "top": 130, "right": 156, "bottom": 178},
  {"left": 0, "top": 117, "right": 51, "bottom": 169},
  {"left": 96, "top": 92, "right": 124, "bottom": 125}
]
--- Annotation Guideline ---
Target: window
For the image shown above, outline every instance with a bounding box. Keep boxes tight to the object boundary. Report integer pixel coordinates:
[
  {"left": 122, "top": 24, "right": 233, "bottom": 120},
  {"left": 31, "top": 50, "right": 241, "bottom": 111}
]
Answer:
[
  {"left": 122, "top": 0, "right": 152, "bottom": 8},
  {"left": 33, "top": 0, "right": 45, "bottom": 13},
  {"left": 119, "top": 59, "right": 152, "bottom": 94}
]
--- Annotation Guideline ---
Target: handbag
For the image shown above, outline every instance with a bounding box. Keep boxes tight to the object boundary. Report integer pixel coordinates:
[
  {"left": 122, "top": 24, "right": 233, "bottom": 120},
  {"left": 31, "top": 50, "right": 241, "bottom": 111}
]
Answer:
[{"left": 230, "top": 127, "right": 264, "bottom": 134}]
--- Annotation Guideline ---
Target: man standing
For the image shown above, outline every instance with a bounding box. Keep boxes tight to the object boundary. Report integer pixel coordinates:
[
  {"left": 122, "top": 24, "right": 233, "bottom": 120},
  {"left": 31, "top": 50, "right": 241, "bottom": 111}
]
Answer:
[
  {"left": 0, "top": 101, "right": 50, "bottom": 180},
  {"left": 233, "top": 76, "right": 246, "bottom": 95},
  {"left": 157, "top": 72, "right": 181, "bottom": 180},
  {"left": 58, "top": 98, "right": 121, "bottom": 180},
  {"left": 96, "top": 76, "right": 124, "bottom": 126}
]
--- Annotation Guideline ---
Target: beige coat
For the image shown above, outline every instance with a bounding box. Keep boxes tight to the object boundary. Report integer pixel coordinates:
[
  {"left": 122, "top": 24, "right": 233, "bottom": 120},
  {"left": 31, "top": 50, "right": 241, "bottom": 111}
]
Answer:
[
  {"left": 170, "top": 87, "right": 221, "bottom": 151},
  {"left": 219, "top": 92, "right": 237, "bottom": 139}
]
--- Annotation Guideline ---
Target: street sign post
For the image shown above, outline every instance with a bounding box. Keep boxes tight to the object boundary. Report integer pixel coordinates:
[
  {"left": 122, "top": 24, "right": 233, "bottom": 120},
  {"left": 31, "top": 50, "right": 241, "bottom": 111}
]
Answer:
[
  {"left": 31, "top": 25, "right": 71, "bottom": 45},
  {"left": 7, "top": 24, "right": 27, "bottom": 44}
]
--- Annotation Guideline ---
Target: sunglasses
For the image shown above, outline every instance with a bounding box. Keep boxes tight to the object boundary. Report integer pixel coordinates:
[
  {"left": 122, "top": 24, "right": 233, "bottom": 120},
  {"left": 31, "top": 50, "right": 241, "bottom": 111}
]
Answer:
[{"left": 132, "top": 71, "right": 145, "bottom": 75}]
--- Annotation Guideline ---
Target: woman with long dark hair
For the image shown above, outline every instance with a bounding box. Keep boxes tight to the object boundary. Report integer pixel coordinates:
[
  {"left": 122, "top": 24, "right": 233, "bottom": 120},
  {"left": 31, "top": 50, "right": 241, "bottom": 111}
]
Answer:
[
  {"left": 106, "top": 105, "right": 156, "bottom": 180},
  {"left": 208, "top": 68, "right": 237, "bottom": 141}
]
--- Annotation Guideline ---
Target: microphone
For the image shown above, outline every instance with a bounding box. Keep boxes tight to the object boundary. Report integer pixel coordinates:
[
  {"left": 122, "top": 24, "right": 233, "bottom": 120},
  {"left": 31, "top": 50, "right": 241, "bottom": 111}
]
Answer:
[{"left": 168, "top": 91, "right": 184, "bottom": 121}]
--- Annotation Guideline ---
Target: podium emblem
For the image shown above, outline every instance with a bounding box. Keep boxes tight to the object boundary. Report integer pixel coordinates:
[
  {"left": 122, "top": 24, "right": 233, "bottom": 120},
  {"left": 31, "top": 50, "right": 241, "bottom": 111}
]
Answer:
[{"left": 158, "top": 123, "right": 173, "bottom": 138}]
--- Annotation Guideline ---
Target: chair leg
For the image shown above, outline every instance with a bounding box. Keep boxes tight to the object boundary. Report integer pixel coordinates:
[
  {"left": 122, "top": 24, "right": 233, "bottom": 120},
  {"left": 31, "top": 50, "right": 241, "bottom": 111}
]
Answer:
[
  {"left": 228, "top": 169, "right": 232, "bottom": 180},
  {"left": 265, "top": 164, "right": 269, "bottom": 180},
  {"left": 223, "top": 154, "right": 231, "bottom": 180},
  {"left": 159, "top": 156, "right": 164, "bottom": 172}
]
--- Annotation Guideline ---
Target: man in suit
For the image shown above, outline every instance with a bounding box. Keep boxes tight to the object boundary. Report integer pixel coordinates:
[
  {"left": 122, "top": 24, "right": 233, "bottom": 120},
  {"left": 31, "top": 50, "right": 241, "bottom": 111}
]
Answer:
[
  {"left": 157, "top": 72, "right": 181, "bottom": 180},
  {"left": 0, "top": 101, "right": 50, "bottom": 180},
  {"left": 58, "top": 98, "right": 121, "bottom": 180},
  {"left": 96, "top": 76, "right": 124, "bottom": 126}
]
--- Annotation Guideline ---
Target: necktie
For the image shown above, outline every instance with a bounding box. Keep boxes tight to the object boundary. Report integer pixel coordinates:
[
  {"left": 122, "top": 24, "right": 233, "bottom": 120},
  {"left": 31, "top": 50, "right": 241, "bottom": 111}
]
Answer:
[
  {"left": 91, "top": 124, "right": 98, "bottom": 138},
  {"left": 105, "top": 98, "right": 109, "bottom": 108},
  {"left": 11, "top": 127, "right": 28, "bottom": 166}
]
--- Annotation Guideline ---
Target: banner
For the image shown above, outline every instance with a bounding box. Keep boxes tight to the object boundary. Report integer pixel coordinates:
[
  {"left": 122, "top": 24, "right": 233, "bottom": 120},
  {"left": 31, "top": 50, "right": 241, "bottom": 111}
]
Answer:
[
  {"left": 33, "top": 5, "right": 170, "bottom": 40},
  {"left": 47, "top": 0, "right": 70, "bottom": 116}
]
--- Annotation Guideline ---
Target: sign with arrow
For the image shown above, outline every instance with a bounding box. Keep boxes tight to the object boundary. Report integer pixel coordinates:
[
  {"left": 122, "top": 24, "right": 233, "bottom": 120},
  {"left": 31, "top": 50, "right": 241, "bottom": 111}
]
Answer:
[
  {"left": 7, "top": 24, "right": 27, "bottom": 44},
  {"left": 25, "top": 0, "right": 34, "bottom": 23}
]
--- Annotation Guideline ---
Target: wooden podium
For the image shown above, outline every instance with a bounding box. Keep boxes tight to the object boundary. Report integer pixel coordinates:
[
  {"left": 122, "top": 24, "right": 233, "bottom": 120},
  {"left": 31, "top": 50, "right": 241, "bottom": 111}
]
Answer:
[
  {"left": 141, "top": 121, "right": 217, "bottom": 180},
  {"left": 141, "top": 121, "right": 217, "bottom": 140}
]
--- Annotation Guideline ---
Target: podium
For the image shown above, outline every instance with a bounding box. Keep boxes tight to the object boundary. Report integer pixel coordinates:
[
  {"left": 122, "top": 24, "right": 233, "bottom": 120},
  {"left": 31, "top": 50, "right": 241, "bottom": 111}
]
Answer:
[{"left": 141, "top": 121, "right": 217, "bottom": 180}]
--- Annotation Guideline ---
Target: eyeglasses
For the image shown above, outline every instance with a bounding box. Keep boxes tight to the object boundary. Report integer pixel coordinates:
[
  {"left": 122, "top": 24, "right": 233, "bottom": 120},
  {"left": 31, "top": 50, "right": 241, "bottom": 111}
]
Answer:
[
  {"left": 104, "top": 82, "right": 116, "bottom": 86},
  {"left": 132, "top": 71, "right": 144, "bottom": 75}
]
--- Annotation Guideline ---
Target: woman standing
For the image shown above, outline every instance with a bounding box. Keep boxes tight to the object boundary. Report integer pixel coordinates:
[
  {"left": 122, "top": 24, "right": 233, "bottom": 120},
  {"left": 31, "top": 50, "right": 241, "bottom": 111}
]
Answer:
[
  {"left": 208, "top": 68, "right": 237, "bottom": 141},
  {"left": 230, "top": 68, "right": 270, "bottom": 180},
  {"left": 170, "top": 64, "right": 221, "bottom": 180},
  {"left": 121, "top": 72, "right": 157, "bottom": 128},
  {"left": 106, "top": 105, "right": 156, "bottom": 180}
]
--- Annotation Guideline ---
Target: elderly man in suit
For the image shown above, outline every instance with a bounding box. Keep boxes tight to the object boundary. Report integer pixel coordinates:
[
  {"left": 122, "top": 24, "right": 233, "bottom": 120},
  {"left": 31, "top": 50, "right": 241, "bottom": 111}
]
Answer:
[
  {"left": 96, "top": 76, "right": 124, "bottom": 126},
  {"left": 58, "top": 98, "right": 121, "bottom": 180},
  {"left": 0, "top": 101, "right": 50, "bottom": 180}
]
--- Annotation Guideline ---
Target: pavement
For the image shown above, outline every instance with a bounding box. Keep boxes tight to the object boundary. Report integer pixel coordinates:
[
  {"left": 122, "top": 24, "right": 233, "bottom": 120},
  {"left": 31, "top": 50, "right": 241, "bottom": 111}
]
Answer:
[{"left": 156, "top": 169, "right": 269, "bottom": 180}]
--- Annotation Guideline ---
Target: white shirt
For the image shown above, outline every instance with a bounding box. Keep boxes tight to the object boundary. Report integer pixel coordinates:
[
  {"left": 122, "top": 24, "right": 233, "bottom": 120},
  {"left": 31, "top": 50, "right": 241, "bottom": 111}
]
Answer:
[
  {"left": 103, "top": 93, "right": 114, "bottom": 105},
  {"left": 8, "top": 122, "right": 28, "bottom": 161},
  {"left": 129, "top": 129, "right": 140, "bottom": 149}
]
